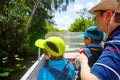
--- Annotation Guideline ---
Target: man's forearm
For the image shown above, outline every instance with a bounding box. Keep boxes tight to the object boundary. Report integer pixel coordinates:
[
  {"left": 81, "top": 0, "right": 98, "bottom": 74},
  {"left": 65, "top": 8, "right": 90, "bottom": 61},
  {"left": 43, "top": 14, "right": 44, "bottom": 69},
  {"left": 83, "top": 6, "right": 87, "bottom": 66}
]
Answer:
[{"left": 80, "top": 63, "right": 99, "bottom": 80}]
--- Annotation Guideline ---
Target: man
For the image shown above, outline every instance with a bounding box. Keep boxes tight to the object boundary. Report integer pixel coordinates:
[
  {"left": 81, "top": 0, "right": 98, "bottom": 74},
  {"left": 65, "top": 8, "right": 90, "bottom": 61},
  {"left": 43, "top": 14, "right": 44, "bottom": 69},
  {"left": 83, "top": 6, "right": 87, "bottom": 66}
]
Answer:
[{"left": 76, "top": 0, "right": 120, "bottom": 80}]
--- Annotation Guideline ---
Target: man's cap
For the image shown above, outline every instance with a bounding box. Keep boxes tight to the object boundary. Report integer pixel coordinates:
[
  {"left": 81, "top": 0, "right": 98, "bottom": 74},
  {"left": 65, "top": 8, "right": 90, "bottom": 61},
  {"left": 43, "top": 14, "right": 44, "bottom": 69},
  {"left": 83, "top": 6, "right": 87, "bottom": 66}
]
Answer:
[
  {"left": 76, "top": 26, "right": 104, "bottom": 40},
  {"left": 88, "top": 0, "right": 119, "bottom": 14},
  {"left": 35, "top": 36, "right": 65, "bottom": 57}
]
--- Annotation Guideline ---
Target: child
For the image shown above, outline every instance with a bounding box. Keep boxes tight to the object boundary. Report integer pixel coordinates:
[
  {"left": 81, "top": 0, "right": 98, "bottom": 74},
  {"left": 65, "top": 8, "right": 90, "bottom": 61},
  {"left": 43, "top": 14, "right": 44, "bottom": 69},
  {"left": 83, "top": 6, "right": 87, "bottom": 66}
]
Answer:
[
  {"left": 76, "top": 26, "right": 104, "bottom": 79},
  {"left": 77, "top": 26, "right": 104, "bottom": 67},
  {"left": 35, "top": 36, "right": 75, "bottom": 80}
]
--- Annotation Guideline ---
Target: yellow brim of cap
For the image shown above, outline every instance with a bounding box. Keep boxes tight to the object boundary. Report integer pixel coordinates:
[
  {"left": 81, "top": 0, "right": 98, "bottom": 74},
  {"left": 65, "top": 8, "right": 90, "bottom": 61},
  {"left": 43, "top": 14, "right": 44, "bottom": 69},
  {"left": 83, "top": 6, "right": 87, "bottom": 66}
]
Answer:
[{"left": 35, "top": 39, "right": 45, "bottom": 49}]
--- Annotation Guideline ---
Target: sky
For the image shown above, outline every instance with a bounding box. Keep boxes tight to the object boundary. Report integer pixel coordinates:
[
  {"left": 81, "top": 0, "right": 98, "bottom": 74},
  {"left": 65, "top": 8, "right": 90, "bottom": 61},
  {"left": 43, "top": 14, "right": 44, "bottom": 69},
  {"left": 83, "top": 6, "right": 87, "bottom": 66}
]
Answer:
[{"left": 53, "top": 0, "right": 97, "bottom": 30}]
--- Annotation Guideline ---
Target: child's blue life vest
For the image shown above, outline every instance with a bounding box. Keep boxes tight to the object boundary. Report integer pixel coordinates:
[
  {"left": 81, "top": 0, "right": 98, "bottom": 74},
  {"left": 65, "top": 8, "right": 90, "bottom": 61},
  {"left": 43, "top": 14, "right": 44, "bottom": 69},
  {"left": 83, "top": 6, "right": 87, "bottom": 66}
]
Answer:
[
  {"left": 44, "top": 61, "right": 72, "bottom": 80},
  {"left": 81, "top": 47, "right": 103, "bottom": 67}
]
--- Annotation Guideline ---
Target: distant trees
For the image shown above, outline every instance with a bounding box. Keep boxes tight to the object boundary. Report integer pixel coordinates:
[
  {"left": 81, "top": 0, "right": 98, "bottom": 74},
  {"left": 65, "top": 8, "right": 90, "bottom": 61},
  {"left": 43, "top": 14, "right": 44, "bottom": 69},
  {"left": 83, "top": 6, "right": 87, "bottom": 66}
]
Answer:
[{"left": 69, "top": 8, "right": 94, "bottom": 32}]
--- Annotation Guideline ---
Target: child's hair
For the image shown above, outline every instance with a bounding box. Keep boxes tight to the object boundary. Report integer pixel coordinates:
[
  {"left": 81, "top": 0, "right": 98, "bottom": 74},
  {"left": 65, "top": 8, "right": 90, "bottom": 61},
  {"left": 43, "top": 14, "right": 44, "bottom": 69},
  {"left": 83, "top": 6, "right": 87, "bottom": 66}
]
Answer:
[{"left": 84, "top": 37, "right": 102, "bottom": 44}]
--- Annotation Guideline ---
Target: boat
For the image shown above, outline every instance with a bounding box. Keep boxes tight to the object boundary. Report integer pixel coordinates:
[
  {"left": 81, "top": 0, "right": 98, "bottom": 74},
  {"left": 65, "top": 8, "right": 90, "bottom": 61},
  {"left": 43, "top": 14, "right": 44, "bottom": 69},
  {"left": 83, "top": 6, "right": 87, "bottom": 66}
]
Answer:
[{"left": 20, "top": 32, "right": 84, "bottom": 80}]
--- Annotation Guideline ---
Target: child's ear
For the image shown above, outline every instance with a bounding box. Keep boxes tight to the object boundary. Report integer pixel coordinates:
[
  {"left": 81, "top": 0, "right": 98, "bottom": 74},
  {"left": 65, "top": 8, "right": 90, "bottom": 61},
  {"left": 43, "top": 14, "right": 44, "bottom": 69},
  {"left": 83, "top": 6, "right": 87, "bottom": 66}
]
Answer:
[
  {"left": 44, "top": 53, "right": 51, "bottom": 60},
  {"left": 88, "top": 38, "right": 92, "bottom": 42}
]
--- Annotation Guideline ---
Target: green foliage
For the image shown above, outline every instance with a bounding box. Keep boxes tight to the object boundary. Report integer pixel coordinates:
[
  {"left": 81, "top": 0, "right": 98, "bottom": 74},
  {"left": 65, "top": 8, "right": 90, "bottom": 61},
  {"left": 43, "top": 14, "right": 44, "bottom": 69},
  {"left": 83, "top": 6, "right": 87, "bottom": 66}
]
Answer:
[
  {"left": 46, "top": 22, "right": 59, "bottom": 32},
  {"left": 51, "top": 0, "right": 75, "bottom": 12},
  {"left": 0, "top": 67, "right": 14, "bottom": 77},
  {"left": 0, "top": 72, "right": 9, "bottom": 77},
  {"left": 69, "top": 8, "right": 94, "bottom": 32},
  {"left": 16, "top": 64, "right": 26, "bottom": 70},
  {"left": 0, "top": 0, "right": 32, "bottom": 79},
  {"left": 46, "top": 22, "right": 67, "bottom": 32},
  {"left": 69, "top": 18, "right": 94, "bottom": 32}
]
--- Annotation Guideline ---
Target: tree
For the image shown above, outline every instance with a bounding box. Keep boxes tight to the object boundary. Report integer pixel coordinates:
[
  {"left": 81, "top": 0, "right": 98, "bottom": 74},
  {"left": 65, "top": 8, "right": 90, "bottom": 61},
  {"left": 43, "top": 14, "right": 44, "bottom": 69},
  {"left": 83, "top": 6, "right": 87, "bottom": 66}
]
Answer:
[
  {"left": 69, "top": 8, "right": 94, "bottom": 32},
  {"left": 0, "top": 0, "right": 31, "bottom": 79}
]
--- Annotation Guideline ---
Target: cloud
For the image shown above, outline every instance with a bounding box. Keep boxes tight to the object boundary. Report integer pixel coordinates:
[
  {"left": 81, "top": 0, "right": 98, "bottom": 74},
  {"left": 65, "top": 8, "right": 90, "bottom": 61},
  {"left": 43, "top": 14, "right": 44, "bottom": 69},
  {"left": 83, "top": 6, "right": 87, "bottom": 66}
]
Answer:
[
  {"left": 54, "top": 16, "right": 73, "bottom": 30},
  {"left": 86, "top": 2, "right": 95, "bottom": 10},
  {"left": 73, "top": 4, "right": 84, "bottom": 12},
  {"left": 72, "top": 2, "right": 95, "bottom": 12},
  {"left": 53, "top": 1, "right": 97, "bottom": 30}
]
